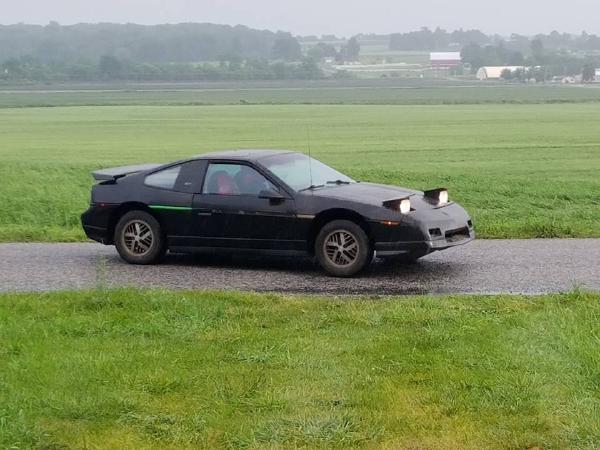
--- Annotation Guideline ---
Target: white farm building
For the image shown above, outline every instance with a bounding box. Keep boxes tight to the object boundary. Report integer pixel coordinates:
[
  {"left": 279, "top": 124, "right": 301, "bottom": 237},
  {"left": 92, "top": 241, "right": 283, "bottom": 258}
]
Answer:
[{"left": 476, "top": 66, "right": 525, "bottom": 80}]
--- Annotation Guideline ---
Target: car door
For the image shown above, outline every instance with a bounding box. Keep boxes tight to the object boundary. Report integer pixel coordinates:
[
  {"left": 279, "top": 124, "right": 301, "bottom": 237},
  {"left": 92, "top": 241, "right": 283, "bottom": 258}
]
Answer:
[
  {"left": 190, "top": 161, "right": 301, "bottom": 251},
  {"left": 141, "top": 160, "right": 207, "bottom": 246}
]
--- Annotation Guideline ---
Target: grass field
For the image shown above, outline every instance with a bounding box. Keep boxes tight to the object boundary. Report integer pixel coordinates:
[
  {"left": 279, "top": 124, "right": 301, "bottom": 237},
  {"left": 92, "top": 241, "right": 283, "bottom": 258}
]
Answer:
[
  {"left": 1, "top": 289, "right": 599, "bottom": 449},
  {"left": 2, "top": 83, "right": 600, "bottom": 107},
  {"left": 1, "top": 103, "right": 599, "bottom": 242}
]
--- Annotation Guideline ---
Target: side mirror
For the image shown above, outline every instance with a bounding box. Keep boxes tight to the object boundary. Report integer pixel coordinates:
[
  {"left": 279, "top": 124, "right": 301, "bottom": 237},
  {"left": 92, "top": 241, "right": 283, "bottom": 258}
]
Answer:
[{"left": 258, "top": 188, "right": 286, "bottom": 201}]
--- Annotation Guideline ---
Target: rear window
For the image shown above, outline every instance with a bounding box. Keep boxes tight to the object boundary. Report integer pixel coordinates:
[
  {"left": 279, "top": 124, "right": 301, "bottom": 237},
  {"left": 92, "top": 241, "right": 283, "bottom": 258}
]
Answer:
[
  {"left": 144, "top": 160, "right": 206, "bottom": 193},
  {"left": 145, "top": 166, "right": 181, "bottom": 190}
]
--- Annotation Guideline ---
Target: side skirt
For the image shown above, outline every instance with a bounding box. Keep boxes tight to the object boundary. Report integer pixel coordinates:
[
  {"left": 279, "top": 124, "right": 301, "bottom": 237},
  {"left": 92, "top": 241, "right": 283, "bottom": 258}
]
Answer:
[{"left": 169, "top": 246, "right": 309, "bottom": 257}]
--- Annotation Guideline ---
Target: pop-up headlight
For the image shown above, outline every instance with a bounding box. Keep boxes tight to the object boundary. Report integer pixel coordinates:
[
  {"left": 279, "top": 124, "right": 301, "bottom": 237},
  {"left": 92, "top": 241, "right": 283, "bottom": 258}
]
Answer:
[
  {"left": 399, "top": 198, "right": 411, "bottom": 214},
  {"left": 438, "top": 189, "right": 449, "bottom": 205},
  {"left": 424, "top": 188, "right": 449, "bottom": 206},
  {"left": 382, "top": 197, "right": 412, "bottom": 214}
]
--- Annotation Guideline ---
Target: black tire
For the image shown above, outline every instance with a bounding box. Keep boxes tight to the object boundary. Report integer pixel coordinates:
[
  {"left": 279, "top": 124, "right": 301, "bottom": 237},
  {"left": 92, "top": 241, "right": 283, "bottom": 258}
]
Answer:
[
  {"left": 114, "top": 210, "right": 166, "bottom": 265},
  {"left": 315, "top": 220, "right": 373, "bottom": 277}
]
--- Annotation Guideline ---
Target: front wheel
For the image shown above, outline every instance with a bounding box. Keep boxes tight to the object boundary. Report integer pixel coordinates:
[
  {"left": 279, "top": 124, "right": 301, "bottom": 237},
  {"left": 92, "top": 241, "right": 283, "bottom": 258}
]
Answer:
[
  {"left": 114, "top": 210, "right": 166, "bottom": 265},
  {"left": 315, "top": 220, "right": 373, "bottom": 277}
]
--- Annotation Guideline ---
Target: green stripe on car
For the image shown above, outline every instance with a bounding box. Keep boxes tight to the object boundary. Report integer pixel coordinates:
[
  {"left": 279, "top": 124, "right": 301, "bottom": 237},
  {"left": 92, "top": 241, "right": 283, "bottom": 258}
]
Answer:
[{"left": 149, "top": 205, "right": 192, "bottom": 211}]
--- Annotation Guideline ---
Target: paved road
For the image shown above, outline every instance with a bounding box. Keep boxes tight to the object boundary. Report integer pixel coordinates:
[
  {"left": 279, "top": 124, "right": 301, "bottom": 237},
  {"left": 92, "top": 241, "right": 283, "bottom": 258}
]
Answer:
[{"left": 0, "top": 240, "right": 598, "bottom": 295}]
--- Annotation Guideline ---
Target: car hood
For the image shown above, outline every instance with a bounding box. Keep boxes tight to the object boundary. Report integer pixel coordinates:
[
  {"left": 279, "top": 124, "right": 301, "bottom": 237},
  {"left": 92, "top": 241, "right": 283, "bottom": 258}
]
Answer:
[{"left": 309, "top": 182, "right": 420, "bottom": 206}]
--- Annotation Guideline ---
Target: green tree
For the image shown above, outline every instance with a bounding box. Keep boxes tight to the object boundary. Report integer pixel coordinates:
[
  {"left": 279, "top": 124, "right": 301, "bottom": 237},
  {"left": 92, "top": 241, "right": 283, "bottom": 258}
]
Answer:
[
  {"left": 0, "top": 58, "right": 25, "bottom": 79},
  {"left": 512, "top": 68, "right": 526, "bottom": 82},
  {"left": 98, "top": 55, "right": 123, "bottom": 78},
  {"left": 582, "top": 62, "right": 596, "bottom": 82},
  {"left": 531, "top": 39, "right": 545, "bottom": 64},
  {"left": 307, "top": 42, "right": 338, "bottom": 60},
  {"left": 297, "top": 57, "right": 323, "bottom": 79},
  {"left": 271, "top": 33, "right": 302, "bottom": 61},
  {"left": 317, "top": 42, "right": 338, "bottom": 58},
  {"left": 307, "top": 46, "right": 324, "bottom": 60},
  {"left": 461, "top": 43, "right": 484, "bottom": 70},
  {"left": 346, "top": 37, "right": 360, "bottom": 61},
  {"left": 500, "top": 68, "right": 513, "bottom": 81},
  {"left": 530, "top": 66, "right": 545, "bottom": 82}
]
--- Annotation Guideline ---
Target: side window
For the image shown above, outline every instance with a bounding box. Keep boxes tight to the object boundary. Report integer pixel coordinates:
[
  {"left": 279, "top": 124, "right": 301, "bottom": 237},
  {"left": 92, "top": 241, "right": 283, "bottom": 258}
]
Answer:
[
  {"left": 145, "top": 160, "right": 205, "bottom": 193},
  {"left": 145, "top": 165, "right": 181, "bottom": 190},
  {"left": 203, "top": 163, "right": 277, "bottom": 196}
]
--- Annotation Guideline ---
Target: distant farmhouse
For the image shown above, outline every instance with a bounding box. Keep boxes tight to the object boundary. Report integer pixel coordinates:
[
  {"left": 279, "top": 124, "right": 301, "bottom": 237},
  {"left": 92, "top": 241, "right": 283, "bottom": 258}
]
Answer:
[
  {"left": 430, "top": 52, "right": 462, "bottom": 69},
  {"left": 476, "top": 66, "right": 526, "bottom": 80}
]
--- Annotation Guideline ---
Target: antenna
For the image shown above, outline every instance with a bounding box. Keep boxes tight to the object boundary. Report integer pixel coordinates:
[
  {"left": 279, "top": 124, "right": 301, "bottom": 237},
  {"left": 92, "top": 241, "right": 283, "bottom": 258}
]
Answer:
[{"left": 306, "top": 125, "right": 314, "bottom": 188}]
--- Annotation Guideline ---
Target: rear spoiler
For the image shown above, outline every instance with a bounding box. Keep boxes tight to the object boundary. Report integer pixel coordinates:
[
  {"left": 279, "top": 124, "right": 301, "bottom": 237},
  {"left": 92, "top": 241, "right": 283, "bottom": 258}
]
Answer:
[{"left": 92, "top": 163, "right": 162, "bottom": 182}]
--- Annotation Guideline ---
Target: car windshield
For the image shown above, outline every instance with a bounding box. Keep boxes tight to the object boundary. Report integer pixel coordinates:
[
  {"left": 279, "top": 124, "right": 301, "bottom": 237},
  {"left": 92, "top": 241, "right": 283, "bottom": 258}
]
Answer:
[{"left": 261, "top": 153, "right": 355, "bottom": 191}]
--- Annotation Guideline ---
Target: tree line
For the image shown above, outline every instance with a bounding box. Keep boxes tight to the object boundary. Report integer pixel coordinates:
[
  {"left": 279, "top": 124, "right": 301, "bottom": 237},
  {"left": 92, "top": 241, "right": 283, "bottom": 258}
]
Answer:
[
  {"left": 2, "top": 22, "right": 598, "bottom": 83},
  {"left": 0, "top": 56, "right": 323, "bottom": 83},
  {"left": 390, "top": 28, "right": 490, "bottom": 50},
  {"left": 389, "top": 27, "right": 600, "bottom": 53},
  {"left": 0, "top": 23, "right": 305, "bottom": 63},
  {"left": 0, "top": 23, "right": 354, "bottom": 82}
]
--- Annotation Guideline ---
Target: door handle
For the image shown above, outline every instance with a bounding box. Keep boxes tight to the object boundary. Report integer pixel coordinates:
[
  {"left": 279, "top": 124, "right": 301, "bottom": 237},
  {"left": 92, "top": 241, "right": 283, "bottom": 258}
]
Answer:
[{"left": 196, "top": 208, "right": 212, "bottom": 216}]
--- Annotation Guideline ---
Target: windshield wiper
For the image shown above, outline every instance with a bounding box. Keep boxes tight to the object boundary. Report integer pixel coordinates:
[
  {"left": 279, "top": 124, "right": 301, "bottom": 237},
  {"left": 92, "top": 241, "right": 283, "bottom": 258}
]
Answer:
[
  {"left": 326, "top": 180, "right": 351, "bottom": 185},
  {"left": 298, "top": 180, "right": 351, "bottom": 192},
  {"left": 298, "top": 184, "right": 325, "bottom": 192}
]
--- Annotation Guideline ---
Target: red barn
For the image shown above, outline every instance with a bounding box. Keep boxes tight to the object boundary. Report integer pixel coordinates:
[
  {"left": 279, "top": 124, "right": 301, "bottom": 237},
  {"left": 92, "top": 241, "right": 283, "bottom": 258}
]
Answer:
[{"left": 430, "top": 52, "right": 462, "bottom": 69}]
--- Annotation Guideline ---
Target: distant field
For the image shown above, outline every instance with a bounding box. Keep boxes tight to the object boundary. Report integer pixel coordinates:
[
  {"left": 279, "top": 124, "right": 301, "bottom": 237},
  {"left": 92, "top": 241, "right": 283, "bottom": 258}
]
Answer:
[
  {"left": 357, "top": 46, "right": 430, "bottom": 69},
  {"left": 303, "top": 38, "right": 430, "bottom": 64},
  {"left": 359, "top": 47, "right": 430, "bottom": 63},
  {"left": 1, "top": 103, "right": 599, "bottom": 242},
  {"left": 1, "top": 289, "right": 599, "bottom": 449},
  {"left": 1, "top": 81, "right": 600, "bottom": 107}
]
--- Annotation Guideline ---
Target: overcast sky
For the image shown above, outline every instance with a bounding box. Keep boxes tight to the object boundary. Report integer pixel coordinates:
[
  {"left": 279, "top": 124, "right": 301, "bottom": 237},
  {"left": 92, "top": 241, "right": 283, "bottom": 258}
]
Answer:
[{"left": 1, "top": 0, "right": 598, "bottom": 37}]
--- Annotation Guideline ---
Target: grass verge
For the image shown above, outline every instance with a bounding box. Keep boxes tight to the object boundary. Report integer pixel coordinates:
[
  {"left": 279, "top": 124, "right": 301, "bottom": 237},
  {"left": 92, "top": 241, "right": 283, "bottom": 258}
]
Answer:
[{"left": 1, "top": 289, "right": 599, "bottom": 449}]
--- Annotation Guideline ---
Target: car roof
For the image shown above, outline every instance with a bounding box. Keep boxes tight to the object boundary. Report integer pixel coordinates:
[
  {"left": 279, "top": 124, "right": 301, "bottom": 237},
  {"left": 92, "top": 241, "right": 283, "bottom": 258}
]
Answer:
[{"left": 193, "top": 149, "right": 298, "bottom": 161}]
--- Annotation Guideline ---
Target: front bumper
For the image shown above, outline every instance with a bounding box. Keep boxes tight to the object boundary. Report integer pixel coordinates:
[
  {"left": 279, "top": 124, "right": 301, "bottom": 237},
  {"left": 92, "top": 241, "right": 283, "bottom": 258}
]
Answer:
[
  {"left": 373, "top": 202, "right": 475, "bottom": 257},
  {"left": 375, "top": 226, "right": 474, "bottom": 256}
]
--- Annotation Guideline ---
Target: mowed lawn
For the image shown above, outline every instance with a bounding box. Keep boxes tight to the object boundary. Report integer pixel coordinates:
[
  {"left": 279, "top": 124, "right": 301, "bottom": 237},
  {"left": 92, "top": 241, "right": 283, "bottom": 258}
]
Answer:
[
  {"left": 0, "top": 289, "right": 599, "bottom": 449},
  {"left": 0, "top": 103, "right": 599, "bottom": 241}
]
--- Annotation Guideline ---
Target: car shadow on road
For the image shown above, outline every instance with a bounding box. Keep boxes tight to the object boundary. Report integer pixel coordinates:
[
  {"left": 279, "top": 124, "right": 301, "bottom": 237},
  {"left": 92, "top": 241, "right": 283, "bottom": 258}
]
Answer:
[
  {"left": 162, "top": 251, "right": 467, "bottom": 280},
  {"left": 97, "top": 250, "right": 470, "bottom": 295}
]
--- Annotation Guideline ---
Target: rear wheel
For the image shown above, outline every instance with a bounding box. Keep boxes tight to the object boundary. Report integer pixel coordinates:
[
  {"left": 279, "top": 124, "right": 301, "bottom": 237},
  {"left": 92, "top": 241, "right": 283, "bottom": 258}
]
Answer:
[
  {"left": 315, "top": 220, "right": 372, "bottom": 277},
  {"left": 114, "top": 210, "right": 166, "bottom": 265}
]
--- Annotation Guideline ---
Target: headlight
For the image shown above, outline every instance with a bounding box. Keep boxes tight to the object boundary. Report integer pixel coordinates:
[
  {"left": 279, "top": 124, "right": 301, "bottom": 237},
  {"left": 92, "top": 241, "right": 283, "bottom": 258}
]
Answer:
[
  {"left": 399, "top": 198, "right": 411, "bottom": 214},
  {"left": 424, "top": 188, "right": 449, "bottom": 206},
  {"left": 438, "top": 189, "right": 449, "bottom": 205},
  {"left": 382, "top": 197, "right": 412, "bottom": 214}
]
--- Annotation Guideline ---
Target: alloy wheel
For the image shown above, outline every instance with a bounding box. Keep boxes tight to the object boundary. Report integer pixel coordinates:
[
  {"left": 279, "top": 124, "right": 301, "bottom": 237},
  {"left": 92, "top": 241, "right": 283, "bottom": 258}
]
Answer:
[
  {"left": 323, "top": 230, "right": 359, "bottom": 267},
  {"left": 122, "top": 220, "right": 154, "bottom": 256}
]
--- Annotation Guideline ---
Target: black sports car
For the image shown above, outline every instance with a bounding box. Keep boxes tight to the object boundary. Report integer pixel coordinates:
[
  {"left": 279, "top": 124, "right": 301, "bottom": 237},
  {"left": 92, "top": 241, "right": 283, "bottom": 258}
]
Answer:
[{"left": 82, "top": 150, "right": 474, "bottom": 277}]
